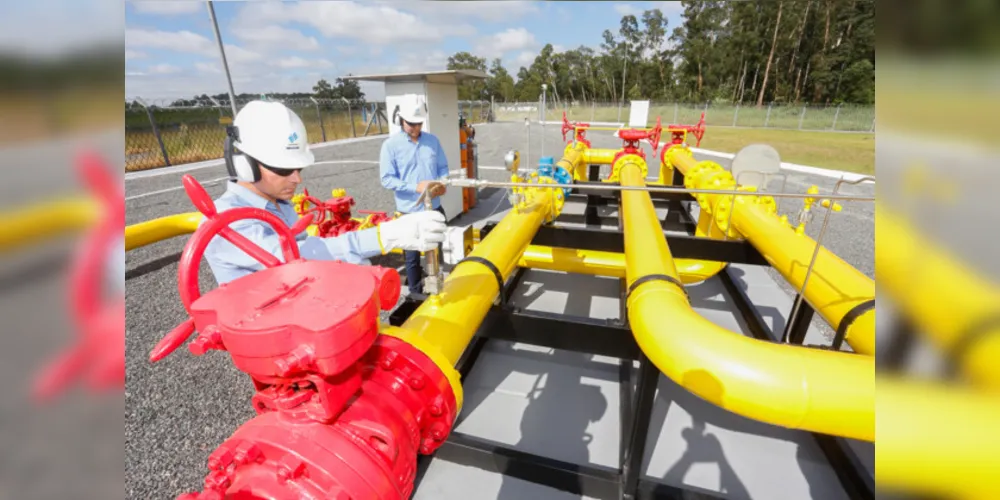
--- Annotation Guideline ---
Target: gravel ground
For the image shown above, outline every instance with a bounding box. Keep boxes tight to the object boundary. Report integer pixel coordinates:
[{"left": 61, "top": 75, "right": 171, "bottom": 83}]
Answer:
[{"left": 124, "top": 122, "right": 875, "bottom": 498}]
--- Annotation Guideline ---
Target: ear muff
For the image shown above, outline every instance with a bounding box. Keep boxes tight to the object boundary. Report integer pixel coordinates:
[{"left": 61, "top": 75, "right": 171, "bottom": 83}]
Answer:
[{"left": 224, "top": 125, "right": 261, "bottom": 182}]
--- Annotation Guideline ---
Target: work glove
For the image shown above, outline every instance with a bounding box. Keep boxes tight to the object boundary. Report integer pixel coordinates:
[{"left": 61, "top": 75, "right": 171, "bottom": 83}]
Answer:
[{"left": 377, "top": 210, "right": 447, "bottom": 253}]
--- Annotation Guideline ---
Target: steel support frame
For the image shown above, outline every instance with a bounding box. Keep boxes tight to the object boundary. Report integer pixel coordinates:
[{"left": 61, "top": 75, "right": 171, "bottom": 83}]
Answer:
[{"left": 392, "top": 172, "right": 871, "bottom": 500}]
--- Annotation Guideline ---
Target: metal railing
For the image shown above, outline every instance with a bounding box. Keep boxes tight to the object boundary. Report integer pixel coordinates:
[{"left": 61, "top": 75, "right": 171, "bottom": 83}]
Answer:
[
  {"left": 124, "top": 97, "right": 494, "bottom": 172},
  {"left": 493, "top": 100, "right": 875, "bottom": 133}
]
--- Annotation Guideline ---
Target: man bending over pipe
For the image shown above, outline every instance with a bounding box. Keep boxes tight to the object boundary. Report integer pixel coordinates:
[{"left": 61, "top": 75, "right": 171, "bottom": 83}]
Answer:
[{"left": 204, "top": 100, "right": 446, "bottom": 285}]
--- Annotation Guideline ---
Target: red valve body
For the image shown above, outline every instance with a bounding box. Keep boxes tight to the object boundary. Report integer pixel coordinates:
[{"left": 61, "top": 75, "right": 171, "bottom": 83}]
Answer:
[{"left": 159, "top": 175, "right": 458, "bottom": 500}]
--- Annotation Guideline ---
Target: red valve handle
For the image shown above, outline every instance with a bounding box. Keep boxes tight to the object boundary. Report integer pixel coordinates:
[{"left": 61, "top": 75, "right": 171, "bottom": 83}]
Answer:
[
  {"left": 561, "top": 111, "right": 575, "bottom": 143},
  {"left": 148, "top": 175, "right": 314, "bottom": 363},
  {"left": 647, "top": 117, "right": 663, "bottom": 153}
]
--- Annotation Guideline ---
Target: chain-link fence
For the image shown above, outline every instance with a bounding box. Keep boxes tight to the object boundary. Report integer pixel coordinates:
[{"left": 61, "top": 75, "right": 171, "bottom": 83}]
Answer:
[
  {"left": 125, "top": 98, "right": 493, "bottom": 172},
  {"left": 493, "top": 100, "right": 875, "bottom": 133}
]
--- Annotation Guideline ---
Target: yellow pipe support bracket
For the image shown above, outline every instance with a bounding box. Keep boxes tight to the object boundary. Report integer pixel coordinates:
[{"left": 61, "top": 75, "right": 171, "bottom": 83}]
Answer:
[
  {"left": 668, "top": 148, "right": 876, "bottom": 356},
  {"left": 619, "top": 159, "right": 874, "bottom": 442},
  {"left": 125, "top": 212, "right": 204, "bottom": 251}
]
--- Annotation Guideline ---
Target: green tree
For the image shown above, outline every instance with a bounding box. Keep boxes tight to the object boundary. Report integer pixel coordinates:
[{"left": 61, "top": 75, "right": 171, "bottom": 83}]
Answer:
[{"left": 447, "top": 51, "right": 488, "bottom": 100}]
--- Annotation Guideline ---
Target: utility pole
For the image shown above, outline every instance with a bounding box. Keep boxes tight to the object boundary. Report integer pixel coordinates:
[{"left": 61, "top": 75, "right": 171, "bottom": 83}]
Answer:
[{"left": 206, "top": 1, "right": 238, "bottom": 117}]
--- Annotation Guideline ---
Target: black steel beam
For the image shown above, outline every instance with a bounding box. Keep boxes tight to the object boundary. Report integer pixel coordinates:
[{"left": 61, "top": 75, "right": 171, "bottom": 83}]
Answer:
[
  {"left": 620, "top": 354, "right": 660, "bottom": 500},
  {"left": 434, "top": 432, "right": 622, "bottom": 500},
  {"left": 782, "top": 297, "right": 817, "bottom": 345},
  {"left": 482, "top": 306, "right": 639, "bottom": 360}
]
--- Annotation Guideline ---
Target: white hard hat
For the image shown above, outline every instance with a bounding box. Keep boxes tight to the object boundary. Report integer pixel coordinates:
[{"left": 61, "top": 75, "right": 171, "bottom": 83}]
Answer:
[
  {"left": 397, "top": 96, "right": 428, "bottom": 124},
  {"left": 233, "top": 100, "right": 315, "bottom": 170}
]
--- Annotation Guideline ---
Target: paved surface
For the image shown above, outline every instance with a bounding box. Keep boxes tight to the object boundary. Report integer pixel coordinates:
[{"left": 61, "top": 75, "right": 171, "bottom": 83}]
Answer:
[{"left": 124, "top": 122, "right": 875, "bottom": 499}]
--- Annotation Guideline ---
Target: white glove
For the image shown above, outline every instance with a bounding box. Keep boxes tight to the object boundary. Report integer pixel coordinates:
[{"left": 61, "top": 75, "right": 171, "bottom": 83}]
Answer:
[{"left": 378, "top": 211, "right": 447, "bottom": 253}]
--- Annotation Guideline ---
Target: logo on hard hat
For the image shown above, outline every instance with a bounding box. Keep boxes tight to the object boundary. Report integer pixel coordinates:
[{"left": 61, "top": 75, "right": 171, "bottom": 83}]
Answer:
[{"left": 286, "top": 131, "right": 300, "bottom": 150}]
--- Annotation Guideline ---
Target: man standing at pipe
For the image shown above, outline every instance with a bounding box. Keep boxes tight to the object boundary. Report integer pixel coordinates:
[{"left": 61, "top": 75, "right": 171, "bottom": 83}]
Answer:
[
  {"left": 204, "top": 100, "right": 446, "bottom": 285},
  {"left": 380, "top": 96, "right": 449, "bottom": 294}
]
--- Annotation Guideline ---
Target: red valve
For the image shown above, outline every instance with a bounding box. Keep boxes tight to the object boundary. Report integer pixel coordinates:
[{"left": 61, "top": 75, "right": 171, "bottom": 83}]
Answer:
[
  {"left": 152, "top": 175, "right": 458, "bottom": 500},
  {"left": 560, "top": 111, "right": 591, "bottom": 147},
  {"left": 32, "top": 150, "right": 125, "bottom": 400}
]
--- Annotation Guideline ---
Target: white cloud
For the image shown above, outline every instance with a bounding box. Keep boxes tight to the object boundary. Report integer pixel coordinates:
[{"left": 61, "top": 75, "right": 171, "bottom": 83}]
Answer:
[
  {"left": 232, "top": 25, "right": 320, "bottom": 52},
  {"left": 195, "top": 62, "right": 221, "bottom": 74},
  {"left": 474, "top": 28, "right": 537, "bottom": 61},
  {"left": 513, "top": 50, "right": 536, "bottom": 69},
  {"left": 614, "top": 4, "right": 641, "bottom": 16},
  {"left": 131, "top": 1, "right": 201, "bottom": 15},
  {"left": 276, "top": 56, "right": 333, "bottom": 69},
  {"left": 552, "top": 44, "right": 566, "bottom": 53},
  {"left": 384, "top": 1, "right": 539, "bottom": 21},
  {"left": 235, "top": 1, "right": 476, "bottom": 45},
  {"left": 147, "top": 63, "right": 181, "bottom": 74},
  {"left": 126, "top": 28, "right": 214, "bottom": 54},
  {"left": 0, "top": 0, "right": 123, "bottom": 56},
  {"left": 125, "top": 50, "right": 146, "bottom": 60}
]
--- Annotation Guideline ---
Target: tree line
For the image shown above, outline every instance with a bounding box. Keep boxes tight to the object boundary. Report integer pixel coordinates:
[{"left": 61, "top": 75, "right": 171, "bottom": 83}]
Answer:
[{"left": 450, "top": 0, "right": 873, "bottom": 105}]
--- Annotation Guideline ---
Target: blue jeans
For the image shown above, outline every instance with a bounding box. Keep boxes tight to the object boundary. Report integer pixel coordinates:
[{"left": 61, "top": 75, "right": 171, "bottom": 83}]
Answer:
[{"left": 404, "top": 205, "right": 446, "bottom": 294}]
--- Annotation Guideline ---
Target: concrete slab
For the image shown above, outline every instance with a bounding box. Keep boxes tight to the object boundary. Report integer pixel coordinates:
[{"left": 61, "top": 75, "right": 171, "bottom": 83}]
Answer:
[{"left": 415, "top": 458, "right": 600, "bottom": 500}]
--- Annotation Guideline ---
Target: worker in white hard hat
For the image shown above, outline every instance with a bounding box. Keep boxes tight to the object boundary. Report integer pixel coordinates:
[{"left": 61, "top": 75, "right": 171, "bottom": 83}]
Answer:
[
  {"left": 379, "top": 95, "right": 450, "bottom": 295},
  {"left": 203, "top": 100, "right": 447, "bottom": 285}
]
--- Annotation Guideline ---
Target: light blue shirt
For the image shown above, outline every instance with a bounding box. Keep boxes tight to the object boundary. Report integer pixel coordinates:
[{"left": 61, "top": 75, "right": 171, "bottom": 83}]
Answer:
[
  {"left": 379, "top": 130, "right": 449, "bottom": 213},
  {"left": 204, "top": 181, "right": 383, "bottom": 285}
]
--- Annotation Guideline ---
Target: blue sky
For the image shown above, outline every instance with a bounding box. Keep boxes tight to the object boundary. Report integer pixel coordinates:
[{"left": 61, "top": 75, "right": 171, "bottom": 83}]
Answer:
[{"left": 125, "top": 1, "right": 683, "bottom": 102}]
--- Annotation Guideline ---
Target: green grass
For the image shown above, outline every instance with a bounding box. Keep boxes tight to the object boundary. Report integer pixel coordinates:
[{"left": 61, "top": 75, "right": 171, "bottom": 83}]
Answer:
[
  {"left": 494, "top": 102, "right": 875, "bottom": 132},
  {"left": 697, "top": 127, "right": 875, "bottom": 175}
]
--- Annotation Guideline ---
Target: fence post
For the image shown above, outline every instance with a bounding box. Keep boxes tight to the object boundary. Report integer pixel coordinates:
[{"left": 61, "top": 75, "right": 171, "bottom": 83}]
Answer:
[
  {"left": 798, "top": 106, "right": 807, "bottom": 130},
  {"left": 343, "top": 98, "right": 357, "bottom": 138},
  {"left": 870, "top": 116, "right": 875, "bottom": 133},
  {"left": 137, "top": 97, "right": 170, "bottom": 167},
  {"left": 673, "top": 103, "right": 678, "bottom": 124},
  {"left": 591, "top": 101, "right": 596, "bottom": 121},
  {"left": 310, "top": 97, "right": 327, "bottom": 142},
  {"left": 732, "top": 104, "right": 740, "bottom": 127},
  {"left": 831, "top": 103, "right": 842, "bottom": 131},
  {"left": 764, "top": 103, "right": 772, "bottom": 128}
]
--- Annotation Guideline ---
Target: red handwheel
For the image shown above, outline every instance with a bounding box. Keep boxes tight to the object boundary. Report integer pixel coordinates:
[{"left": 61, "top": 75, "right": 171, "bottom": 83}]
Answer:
[{"left": 149, "top": 174, "right": 315, "bottom": 363}]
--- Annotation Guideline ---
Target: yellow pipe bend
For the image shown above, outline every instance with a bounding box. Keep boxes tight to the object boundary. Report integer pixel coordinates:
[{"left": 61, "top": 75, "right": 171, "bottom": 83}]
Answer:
[
  {"left": 668, "top": 150, "right": 876, "bottom": 356},
  {"left": 125, "top": 212, "right": 204, "bottom": 251},
  {"left": 517, "top": 245, "right": 724, "bottom": 285},
  {"left": 877, "top": 376, "right": 1000, "bottom": 499},
  {"left": 876, "top": 206, "right": 1000, "bottom": 389},
  {"left": 619, "top": 160, "right": 874, "bottom": 441}
]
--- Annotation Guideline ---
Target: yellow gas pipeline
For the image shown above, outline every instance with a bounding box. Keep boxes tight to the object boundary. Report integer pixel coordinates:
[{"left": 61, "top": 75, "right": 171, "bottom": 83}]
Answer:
[
  {"left": 667, "top": 148, "right": 875, "bottom": 355},
  {"left": 877, "top": 206, "right": 1000, "bottom": 389},
  {"left": 393, "top": 170, "right": 564, "bottom": 409},
  {"left": 125, "top": 212, "right": 203, "bottom": 251},
  {"left": 0, "top": 197, "right": 100, "bottom": 252},
  {"left": 618, "top": 157, "right": 874, "bottom": 441},
  {"left": 517, "top": 246, "right": 724, "bottom": 284}
]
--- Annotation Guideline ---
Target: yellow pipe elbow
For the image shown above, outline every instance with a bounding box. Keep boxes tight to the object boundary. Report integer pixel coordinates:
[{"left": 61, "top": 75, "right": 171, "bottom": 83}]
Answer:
[
  {"left": 876, "top": 207, "right": 1000, "bottom": 389},
  {"left": 125, "top": 212, "right": 204, "bottom": 251},
  {"left": 668, "top": 150, "right": 876, "bottom": 356},
  {"left": 0, "top": 197, "right": 100, "bottom": 252},
  {"left": 619, "top": 162, "right": 874, "bottom": 441}
]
